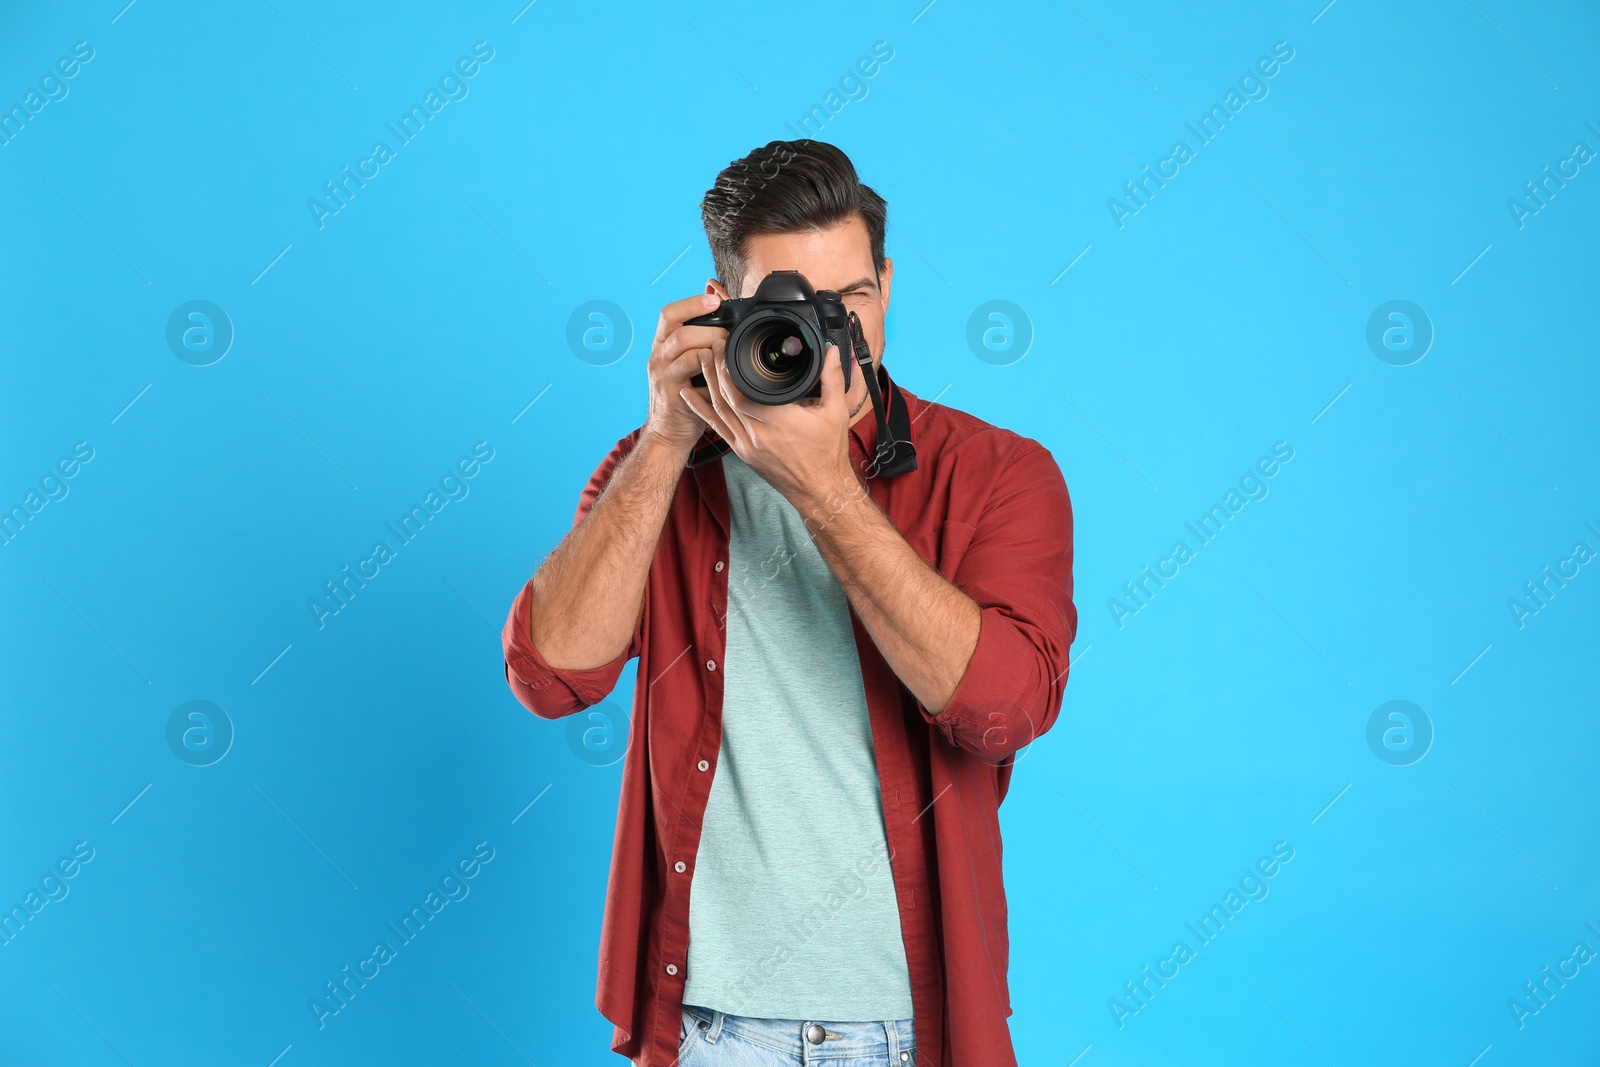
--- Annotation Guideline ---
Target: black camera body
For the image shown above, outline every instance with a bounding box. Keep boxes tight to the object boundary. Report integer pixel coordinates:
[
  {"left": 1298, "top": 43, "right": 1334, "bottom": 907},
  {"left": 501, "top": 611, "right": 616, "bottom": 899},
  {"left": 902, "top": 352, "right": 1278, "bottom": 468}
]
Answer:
[{"left": 685, "top": 270, "right": 856, "bottom": 405}]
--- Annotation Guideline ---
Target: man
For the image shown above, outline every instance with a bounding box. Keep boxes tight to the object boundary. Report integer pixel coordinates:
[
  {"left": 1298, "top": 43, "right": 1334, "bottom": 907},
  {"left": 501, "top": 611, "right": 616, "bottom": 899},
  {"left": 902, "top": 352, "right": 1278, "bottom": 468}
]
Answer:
[{"left": 501, "top": 139, "right": 1076, "bottom": 1066}]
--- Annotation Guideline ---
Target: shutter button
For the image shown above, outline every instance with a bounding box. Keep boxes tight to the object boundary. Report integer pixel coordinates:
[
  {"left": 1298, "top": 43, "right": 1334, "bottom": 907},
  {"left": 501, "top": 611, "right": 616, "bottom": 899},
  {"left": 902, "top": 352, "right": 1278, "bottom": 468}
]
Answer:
[{"left": 806, "top": 1023, "right": 826, "bottom": 1044}]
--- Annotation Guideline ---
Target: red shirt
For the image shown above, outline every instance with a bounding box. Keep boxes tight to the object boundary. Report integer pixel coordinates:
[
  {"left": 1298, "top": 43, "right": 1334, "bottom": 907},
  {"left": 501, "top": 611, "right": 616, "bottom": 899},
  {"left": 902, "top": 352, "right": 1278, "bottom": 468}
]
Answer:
[{"left": 501, "top": 364, "right": 1077, "bottom": 1066}]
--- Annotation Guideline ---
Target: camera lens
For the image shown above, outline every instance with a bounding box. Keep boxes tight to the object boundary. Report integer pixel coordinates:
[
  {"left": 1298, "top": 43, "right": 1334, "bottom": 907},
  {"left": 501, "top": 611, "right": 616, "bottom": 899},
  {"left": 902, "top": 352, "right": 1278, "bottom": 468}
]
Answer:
[{"left": 750, "top": 325, "right": 812, "bottom": 384}]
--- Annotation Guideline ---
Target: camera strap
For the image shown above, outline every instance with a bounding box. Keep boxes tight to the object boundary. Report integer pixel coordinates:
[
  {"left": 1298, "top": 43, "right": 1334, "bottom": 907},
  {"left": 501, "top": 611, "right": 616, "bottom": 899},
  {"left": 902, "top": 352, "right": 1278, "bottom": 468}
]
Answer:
[
  {"left": 848, "top": 311, "right": 918, "bottom": 479},
  {"left": 683, "top": 312, "right": 917, "bottom": 479}
]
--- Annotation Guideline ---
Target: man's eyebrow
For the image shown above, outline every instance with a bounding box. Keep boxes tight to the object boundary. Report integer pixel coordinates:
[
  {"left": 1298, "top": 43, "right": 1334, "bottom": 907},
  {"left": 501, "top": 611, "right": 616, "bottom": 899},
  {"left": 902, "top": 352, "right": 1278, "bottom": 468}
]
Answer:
[{"left": 836, "top": 277, "right": 878, "bottom": 292}]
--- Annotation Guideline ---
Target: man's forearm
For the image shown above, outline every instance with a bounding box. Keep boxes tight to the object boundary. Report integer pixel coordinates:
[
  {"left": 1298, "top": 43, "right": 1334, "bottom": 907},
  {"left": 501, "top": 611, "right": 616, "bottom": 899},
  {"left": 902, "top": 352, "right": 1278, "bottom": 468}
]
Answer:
[
  {"left": 528, "top": 431, "right": 690, "bottom": 670},
  {"left": 798, "top": 471, "right": 981, "bottom": 714}
]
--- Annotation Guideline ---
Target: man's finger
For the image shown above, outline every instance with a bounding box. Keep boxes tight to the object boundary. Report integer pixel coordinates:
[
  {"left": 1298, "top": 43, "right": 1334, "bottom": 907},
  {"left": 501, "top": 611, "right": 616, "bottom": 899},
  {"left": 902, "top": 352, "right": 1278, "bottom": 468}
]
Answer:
[
  {"left": 657, "top": 325, "right": 730, "bottom": 363},
  {"left": 680, "top": 385, "right": 739, "bottom": 451},
  {"left": 820, "top": 343, "right": 845, "bottom": 408},
  {"left": 653, "top": 292, "right": 722, "bottom": 344},
  {"left": 660, "top": 348, "right": 708, "bottom": 388},
  {"left": 701, "top": 354, "right": 758, "bottom": 449},
  {"left": 704, "top": 351, "right": 764, "bottom": 434}
]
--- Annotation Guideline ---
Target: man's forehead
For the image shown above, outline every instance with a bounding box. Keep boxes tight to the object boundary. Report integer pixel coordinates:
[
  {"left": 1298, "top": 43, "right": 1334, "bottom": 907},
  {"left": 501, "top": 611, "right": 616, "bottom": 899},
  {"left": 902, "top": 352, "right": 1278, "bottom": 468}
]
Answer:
[{"left": 739, "top": 217, "right": 874, "bottom": 294}]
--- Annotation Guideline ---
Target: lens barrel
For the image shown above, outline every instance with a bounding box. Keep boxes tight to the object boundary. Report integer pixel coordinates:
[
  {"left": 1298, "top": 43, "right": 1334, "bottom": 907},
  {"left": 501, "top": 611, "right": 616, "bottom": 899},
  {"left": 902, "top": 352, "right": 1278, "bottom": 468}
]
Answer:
[{"left": 727, "top": 310, "right": 821, "bottom": 403}]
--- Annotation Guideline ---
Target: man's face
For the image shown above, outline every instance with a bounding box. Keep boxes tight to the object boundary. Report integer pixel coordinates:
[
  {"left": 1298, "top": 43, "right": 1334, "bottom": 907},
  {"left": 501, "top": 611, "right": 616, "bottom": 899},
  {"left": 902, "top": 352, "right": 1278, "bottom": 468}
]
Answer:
[{"left": 707, "top": 214, "right": 893, "bottom": 422}]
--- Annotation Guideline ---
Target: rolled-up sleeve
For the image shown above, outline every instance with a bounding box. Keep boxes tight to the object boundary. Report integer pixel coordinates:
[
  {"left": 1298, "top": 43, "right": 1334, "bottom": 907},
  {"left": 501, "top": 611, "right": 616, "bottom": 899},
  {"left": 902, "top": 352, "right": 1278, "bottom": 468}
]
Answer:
[
  {"left": 502, "top": 429, "right": 648, "bottom": 719},
  {"left": 928, "top": 441, "right": 1076, "bottom": 762}
]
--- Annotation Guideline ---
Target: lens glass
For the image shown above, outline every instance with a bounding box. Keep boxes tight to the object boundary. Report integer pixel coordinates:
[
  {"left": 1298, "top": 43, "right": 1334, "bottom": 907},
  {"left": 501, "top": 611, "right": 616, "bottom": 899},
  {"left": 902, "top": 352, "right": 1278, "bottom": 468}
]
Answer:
[{"left": 749, "top": 325, "right": 812, "bottom": 384}]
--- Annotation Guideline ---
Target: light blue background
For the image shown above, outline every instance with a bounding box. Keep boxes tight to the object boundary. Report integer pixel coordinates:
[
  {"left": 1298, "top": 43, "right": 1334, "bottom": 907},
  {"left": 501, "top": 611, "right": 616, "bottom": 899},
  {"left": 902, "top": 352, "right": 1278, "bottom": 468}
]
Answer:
[{"left": 3, "top": 1, "right": 1597, "bottom": 1064}]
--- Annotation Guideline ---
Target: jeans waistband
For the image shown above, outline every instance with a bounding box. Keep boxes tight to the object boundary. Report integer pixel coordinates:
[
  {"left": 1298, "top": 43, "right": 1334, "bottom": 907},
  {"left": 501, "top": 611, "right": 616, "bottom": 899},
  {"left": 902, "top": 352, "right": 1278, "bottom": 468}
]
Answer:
[{"left": 682, "top": 1003, "right": 915, "bottom": 1061}]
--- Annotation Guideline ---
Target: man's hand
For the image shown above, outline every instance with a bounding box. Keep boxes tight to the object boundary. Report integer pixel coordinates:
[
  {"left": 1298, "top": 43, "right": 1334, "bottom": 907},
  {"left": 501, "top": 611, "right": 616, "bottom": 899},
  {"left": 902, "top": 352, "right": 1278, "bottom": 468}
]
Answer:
[
  {"left": 644, "top": 293, "right": 727, "bottom": 450},
  {"left": 679, "top": 340, "right": 857, "bottom": 508}
]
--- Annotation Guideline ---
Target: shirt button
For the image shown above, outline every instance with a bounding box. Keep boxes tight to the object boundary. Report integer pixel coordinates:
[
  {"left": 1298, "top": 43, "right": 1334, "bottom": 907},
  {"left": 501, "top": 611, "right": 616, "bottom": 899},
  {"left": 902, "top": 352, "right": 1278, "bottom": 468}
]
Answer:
[
  {"left": 705, "top": 659, "right": 716, "bottom": 671},
  {"left": 666, "top": 964, "right": 678, "bottom": 976},
  {"left": 697, "top": 759, "right": 709, "bottom": 772},
  {"left": 715, "top": 560, "right": 725, "bottom": 572},
  {"left": 674, "top": 861, "right": 686, "bottom": 873}
]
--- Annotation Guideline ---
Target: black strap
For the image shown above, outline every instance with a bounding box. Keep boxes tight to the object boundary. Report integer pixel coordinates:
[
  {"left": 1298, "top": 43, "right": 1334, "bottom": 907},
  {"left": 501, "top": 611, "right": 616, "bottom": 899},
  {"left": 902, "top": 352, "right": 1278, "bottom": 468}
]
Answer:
[
  {"left": 685, "top": 312, "right": 917, "bottom": 478},
  {"left": 685, "top": 432, "right": 732, "bottom": 468},
  {"left": 852, "top": 313, "right": 918, "bottom": 479}
]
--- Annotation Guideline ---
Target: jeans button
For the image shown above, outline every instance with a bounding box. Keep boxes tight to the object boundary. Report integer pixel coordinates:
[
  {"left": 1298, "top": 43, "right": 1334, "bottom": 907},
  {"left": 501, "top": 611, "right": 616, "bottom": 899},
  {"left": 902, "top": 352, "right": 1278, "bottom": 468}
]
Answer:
[{"left": 805, "top": 1023, "right": 826, "bottom": 1044}]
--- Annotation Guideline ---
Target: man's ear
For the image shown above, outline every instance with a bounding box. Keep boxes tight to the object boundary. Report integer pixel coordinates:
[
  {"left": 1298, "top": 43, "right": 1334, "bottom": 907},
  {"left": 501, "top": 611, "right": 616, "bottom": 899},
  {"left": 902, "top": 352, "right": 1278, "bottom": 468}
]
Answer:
[
  {"left": 707, "top": 278, "right": 730, "bottom": 300},
  {"left": 879, "top": 257, "right": 893, "bottom": 312}
]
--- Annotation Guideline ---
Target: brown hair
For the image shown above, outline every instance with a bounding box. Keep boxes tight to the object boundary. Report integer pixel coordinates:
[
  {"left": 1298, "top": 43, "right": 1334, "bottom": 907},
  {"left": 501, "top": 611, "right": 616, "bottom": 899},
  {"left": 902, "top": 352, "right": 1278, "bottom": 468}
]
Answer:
[{"left": 700, "top": 139, "right": 887, "bottom": 297}]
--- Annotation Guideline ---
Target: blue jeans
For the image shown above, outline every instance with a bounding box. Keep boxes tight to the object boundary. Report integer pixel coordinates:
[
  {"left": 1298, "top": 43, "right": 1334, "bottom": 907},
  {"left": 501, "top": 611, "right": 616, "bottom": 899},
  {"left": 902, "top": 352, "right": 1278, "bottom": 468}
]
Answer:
[{"left": 677, "top": 1003, "right": 916, "bottom": 1065}]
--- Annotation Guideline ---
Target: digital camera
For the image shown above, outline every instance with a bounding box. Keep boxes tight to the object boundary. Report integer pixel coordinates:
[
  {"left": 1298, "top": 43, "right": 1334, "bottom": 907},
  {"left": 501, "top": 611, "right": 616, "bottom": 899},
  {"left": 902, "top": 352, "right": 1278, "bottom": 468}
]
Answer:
[{"left": 685, "top": 270, "right": 857, "bottom": 405}]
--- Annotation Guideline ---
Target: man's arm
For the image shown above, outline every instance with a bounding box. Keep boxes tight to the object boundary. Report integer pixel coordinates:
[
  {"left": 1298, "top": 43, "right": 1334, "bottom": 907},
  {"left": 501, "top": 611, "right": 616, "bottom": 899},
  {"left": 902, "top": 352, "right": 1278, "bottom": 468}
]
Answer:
[
  {"left": 676, "top": 338, "right": 1075, "bottom": 761},
  {"left": 502, "top": 429, "right": 679, "bottom": 718},
  {"left": 799, "top": 472, "right": 981, "bottom": 715},
  {"left": 503, "top": 292, "right": 724, "bottom": 718},
  {"left": 799, "top": 442, "right": 1076, "bottom": 763},
  {"left": 526, "top": 429, "right": 689, "bottom": 671}
]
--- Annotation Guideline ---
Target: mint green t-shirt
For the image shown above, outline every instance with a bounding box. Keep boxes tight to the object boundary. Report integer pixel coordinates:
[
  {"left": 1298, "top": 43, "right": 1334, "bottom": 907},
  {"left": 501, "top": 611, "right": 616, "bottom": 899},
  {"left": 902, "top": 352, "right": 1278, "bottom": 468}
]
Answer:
[{"left": 682, "top": 452, "right": 915, "bottom": 1021}]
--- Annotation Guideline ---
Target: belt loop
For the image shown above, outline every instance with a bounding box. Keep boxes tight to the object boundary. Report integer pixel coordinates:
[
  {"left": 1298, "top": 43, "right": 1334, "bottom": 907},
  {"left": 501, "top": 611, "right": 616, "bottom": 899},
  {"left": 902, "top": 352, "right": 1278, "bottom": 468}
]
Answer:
[{"left": 886, "top": 1018, "right": 912, "bottom": 1062}]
